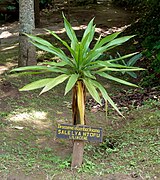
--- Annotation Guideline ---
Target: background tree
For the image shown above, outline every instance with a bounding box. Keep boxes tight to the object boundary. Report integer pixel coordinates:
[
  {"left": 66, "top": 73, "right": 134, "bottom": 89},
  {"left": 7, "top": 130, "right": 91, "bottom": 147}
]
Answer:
[
  {"left": 19, "top": 0, "right": 36, "bottom": 67},
  {"left": 34, "top": 0, "right": 40, "bottom": 27},
  {"left": 73, "top": 0, "right": 97, "bottom": 6}
]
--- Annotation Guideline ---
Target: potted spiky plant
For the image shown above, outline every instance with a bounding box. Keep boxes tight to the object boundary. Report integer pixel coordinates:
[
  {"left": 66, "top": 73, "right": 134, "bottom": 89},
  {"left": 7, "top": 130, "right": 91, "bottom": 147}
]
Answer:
[{"left": 11, "top": 14, "right": 143, "bottom": 167}]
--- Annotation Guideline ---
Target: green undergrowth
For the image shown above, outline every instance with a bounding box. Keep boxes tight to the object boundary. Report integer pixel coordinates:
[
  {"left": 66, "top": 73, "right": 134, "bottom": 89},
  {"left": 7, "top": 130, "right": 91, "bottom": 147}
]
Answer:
[
  {"left": 82, "top": 105, "right": 160, "bottom": 179},
  {"left": 0, "top": 74, "right": 160, "bottom": 179}
]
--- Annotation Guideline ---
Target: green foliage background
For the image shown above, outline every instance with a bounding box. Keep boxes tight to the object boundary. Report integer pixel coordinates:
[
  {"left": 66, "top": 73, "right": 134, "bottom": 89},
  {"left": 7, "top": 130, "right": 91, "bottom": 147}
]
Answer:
[{"left": 113, "top": 0, "right": 160, "bottom": 87}]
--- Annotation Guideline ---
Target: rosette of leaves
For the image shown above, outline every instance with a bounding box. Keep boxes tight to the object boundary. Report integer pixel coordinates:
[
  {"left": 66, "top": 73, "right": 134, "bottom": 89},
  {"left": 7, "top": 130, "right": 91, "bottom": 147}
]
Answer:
[{"left": 11, "top": 15, "right": 144, "bottom": 124}]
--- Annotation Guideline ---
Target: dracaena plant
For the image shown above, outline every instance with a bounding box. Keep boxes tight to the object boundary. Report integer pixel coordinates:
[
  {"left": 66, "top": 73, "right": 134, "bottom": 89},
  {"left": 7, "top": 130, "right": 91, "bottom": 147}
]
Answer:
[{"left": 11, "top": 15, "right": 144, "bottom": 124}]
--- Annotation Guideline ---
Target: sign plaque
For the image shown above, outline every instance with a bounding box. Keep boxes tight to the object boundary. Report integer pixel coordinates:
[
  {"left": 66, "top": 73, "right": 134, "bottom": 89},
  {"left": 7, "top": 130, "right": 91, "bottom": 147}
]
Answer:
[{"left": 56, "top": 124, "right": 103, "bottom": 142}]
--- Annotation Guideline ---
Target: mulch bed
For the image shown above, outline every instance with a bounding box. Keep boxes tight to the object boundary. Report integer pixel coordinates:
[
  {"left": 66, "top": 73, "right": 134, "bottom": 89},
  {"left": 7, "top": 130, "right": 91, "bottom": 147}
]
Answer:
[{"left": 86, "top": 87, "right": 160, "bottom": 112}]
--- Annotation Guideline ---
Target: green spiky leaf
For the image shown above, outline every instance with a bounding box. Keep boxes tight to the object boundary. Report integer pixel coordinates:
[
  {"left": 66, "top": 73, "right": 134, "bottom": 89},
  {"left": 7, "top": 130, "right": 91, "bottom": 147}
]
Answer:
[
  {"left": 97, "top": 72, "right": 138, "bottom": 87},
  {"left": 83, "top": 78, "right": 101, "bottom": 105},
  {"left": 19, "top": 78, "right": 52, "bottom": 91},
  {"left": 40, "top": 74, "right": 69, "bottom": 95},
  {"left": 65, "top": 74, "right": 79, "bottom": 95},
  {"left": 93, "top": 80, "right": 123, "bottom": 116}
]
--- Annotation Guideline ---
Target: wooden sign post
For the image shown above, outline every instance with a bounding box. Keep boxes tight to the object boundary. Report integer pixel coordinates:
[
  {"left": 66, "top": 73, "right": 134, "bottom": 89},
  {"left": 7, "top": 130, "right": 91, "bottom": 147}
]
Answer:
[{"left": 56, "top": 124, "right": 103, "bottom": 167}]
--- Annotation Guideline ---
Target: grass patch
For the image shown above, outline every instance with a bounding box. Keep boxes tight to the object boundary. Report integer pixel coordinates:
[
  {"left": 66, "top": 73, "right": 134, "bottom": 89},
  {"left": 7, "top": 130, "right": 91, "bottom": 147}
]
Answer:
[
  {"left": 0, "top": 51, "right": 159, "bottom": 179},
  {"left": 0, "top": 74, "right": 159, "bottom": 179},
  {"left": 82, "top": 106, "right": 160, "bottom": 179}
]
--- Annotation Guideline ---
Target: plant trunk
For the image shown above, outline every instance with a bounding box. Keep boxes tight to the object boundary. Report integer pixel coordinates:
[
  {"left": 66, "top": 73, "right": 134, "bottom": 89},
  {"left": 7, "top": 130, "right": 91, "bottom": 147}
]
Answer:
[{"left": 71, "top": 81, "right": 86, "bottom": 168}]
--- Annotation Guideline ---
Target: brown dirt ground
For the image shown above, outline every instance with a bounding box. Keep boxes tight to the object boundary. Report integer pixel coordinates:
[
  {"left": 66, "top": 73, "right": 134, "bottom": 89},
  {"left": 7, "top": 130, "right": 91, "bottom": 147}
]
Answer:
[{"left": 0, "top": 1, "right": 142, "bottom": 180}]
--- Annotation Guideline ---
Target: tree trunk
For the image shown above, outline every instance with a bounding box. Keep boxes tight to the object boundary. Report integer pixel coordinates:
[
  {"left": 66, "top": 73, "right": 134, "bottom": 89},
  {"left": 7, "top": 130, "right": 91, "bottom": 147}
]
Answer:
[
  {"left": 67, "top": 0, "right": 70, "bottom": 22},
  {"left": 19, "top": 0, "right": 36, "bottom": 67},
  {"left": 34, "top": 0, "right": 40, "bottom": 27},
  {"left": 71, "top": 81, "right": 86, "bottom": 168},
  {"left": 74, "top": 0, "right": 96, "bottom": 5}
]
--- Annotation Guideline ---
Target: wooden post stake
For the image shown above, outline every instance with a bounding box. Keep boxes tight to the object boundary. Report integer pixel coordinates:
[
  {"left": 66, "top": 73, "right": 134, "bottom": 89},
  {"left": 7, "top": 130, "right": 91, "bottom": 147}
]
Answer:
[
  {"left": 71, "top": 82, "right": 86, "bottom": 168},
  {"left": 71, "top": 140, "right": 84, "bottom": 168}
]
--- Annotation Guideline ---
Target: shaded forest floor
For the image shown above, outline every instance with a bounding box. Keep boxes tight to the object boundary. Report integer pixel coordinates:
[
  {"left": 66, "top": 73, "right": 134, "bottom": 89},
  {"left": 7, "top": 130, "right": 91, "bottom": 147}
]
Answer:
[{"left": 0, "top": 1, "right": 160, "bottom": 180}]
